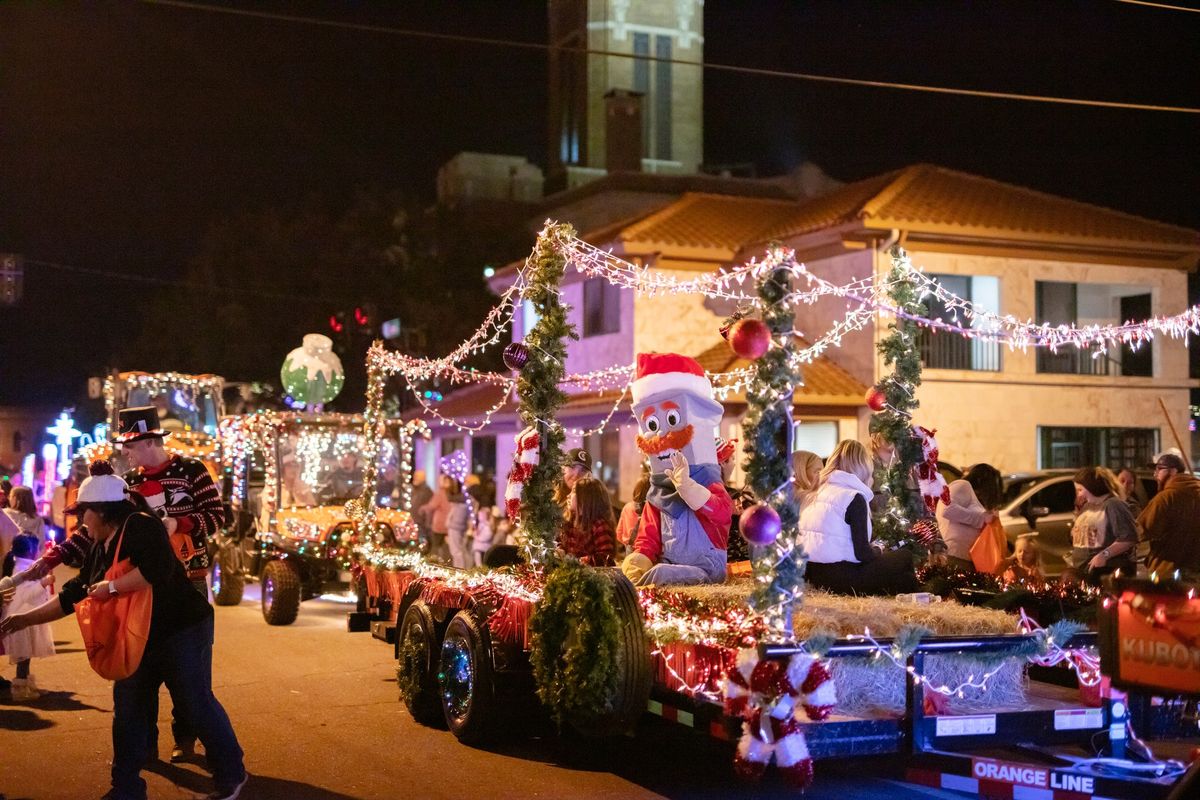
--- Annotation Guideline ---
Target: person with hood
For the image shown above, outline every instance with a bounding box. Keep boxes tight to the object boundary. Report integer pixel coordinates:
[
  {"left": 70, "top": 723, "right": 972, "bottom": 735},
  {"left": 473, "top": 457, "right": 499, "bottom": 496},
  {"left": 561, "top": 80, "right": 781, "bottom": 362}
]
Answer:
[
  {"left": 799, "top": 439, "right": 919, "bottom": 596},
  {"left": 935, "top": 479, "right": 996, "bottom": 570}
]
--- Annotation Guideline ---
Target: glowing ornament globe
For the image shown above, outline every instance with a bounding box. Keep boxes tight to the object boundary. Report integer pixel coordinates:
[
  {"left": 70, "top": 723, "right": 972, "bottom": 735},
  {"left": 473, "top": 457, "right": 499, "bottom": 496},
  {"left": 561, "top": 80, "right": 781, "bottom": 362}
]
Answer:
[
  {"left": 281, "top": 334, "right": 345, "bottom": 410},
  {"left": 866, "top": 387, "right": 888, "bottom": 412},
  {"left": 740, "top": 502, "right": 782, "bottom": 547},
  {"left": 502, "top": 341, "right": 530, "bottom": 371},
  {"left": 728, "top": 319, "right": 771, "bottom": 360}
]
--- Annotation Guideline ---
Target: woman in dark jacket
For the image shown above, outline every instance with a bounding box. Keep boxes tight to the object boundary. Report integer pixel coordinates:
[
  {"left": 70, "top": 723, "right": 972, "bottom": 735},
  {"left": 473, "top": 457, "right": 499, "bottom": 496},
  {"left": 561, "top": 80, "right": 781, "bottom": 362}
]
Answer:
[{"left": 0, "top": 463, "right": 246, "bottom": 800}]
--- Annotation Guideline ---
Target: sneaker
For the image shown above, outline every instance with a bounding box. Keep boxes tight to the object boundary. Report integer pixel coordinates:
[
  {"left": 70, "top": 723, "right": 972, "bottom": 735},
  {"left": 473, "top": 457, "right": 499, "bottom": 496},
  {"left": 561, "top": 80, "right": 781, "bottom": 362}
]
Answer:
[
  {"left": 170, "top": 740, "right": 195, "bottom": 763},
  {"left": 206, "top": 773, "right": 248, "bottom": 800},
  {"left": 10, "top": 678, "right": 32, "bottom": 701}
]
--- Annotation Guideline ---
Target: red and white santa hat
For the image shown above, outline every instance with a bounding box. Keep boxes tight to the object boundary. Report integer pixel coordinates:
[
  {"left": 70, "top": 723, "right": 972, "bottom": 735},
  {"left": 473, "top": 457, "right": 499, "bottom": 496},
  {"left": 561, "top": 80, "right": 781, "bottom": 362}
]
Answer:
[
  {"left": 630, "top": 352, "right": 724, "bottom": 418},
  {"left": 132, "top": 479, "right": 168, "bottom": 517}
]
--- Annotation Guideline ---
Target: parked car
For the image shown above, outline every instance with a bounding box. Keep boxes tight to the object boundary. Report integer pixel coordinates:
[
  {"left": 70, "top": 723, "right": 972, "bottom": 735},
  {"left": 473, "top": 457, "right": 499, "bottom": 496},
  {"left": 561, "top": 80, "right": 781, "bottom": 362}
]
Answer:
[{"left": 996, "top": 469, "right": 1158, "bottom": 576}]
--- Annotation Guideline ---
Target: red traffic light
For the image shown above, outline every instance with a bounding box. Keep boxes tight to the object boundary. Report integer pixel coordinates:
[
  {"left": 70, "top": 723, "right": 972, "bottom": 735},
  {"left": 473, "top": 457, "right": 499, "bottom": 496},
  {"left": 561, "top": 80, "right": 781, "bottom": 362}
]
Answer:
[{"left": 329, "top": 315, "right": 344, "bottom": 333}]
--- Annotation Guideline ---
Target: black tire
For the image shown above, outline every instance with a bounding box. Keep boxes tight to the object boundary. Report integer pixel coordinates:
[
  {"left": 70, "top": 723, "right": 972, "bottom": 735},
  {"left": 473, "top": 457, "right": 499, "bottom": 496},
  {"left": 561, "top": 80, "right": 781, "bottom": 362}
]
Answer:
[
  {"left": 212, "top": 544, "right": 245, "bottom": 606},
  {"left": 567, "top": 569, "right": 652, "bottom": 737},
  {"left": 398, "top": 601, "right": 444, "bottom": 727},
  {"left": 438, "top": 610, "right": 496, "bottom": 744},
  {"left": 261, "top": 559, "right": 301, "bottom": 625}
]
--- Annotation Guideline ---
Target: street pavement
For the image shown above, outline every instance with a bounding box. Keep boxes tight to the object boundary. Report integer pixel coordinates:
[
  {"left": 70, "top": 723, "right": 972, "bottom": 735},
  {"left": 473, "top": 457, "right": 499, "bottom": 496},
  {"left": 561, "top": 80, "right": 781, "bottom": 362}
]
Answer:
[{"left": 1, "top": 569, "right": 963, "bottom": 800}]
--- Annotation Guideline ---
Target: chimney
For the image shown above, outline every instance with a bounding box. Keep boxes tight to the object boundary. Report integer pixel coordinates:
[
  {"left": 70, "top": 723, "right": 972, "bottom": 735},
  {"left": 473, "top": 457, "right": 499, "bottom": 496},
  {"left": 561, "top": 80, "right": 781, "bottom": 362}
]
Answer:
[{"left": 604, "top": 89, "right": 643, "bottom": 173}]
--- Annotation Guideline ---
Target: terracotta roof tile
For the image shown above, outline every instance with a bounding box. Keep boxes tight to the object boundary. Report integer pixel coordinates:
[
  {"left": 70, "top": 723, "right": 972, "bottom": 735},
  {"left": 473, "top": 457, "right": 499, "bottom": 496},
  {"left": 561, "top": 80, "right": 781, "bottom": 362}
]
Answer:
[
  {"left": 619, "top": 193, "right": 797, "bottom": 252},
  {"left": 695, "top": 341, "right": 868, "bottom": 404},
  {"left": 761, "top": 164, "right": 1200, "bottom": 250}
]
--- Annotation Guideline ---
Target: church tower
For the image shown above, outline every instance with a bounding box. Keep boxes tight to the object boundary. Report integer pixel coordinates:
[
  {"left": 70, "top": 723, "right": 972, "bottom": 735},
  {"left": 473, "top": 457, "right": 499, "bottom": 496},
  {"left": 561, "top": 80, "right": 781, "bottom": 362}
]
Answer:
[{"left": 547, "top": 0, "right": 704, "bottom": 188}]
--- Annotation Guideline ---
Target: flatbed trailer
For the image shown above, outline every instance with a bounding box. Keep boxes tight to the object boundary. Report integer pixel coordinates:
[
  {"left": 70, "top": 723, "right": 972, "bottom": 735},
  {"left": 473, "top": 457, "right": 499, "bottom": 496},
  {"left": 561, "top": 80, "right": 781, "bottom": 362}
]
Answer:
[{"left": 354, "top": 562, "right": 1198, "bottom": 798}]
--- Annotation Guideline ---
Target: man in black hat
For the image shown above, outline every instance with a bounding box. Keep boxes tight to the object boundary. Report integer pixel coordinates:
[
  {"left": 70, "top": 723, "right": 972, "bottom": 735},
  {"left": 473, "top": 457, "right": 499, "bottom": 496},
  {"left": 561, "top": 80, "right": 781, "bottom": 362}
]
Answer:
[
  {"left": 1137, "top": 450, "right": 1200, "bottom": 580},
  {"left": 117, "top": 405, "right": 226, "bottom": 763},
  {"left": 553, "top": 447, "right": 592, "bottom": 511}
]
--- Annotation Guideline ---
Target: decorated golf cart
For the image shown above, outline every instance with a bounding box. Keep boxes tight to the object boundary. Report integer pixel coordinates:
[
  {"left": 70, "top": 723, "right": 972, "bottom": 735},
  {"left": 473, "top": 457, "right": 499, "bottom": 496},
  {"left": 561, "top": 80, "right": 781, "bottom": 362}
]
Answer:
[
  {"left": 214, "top": 410, "right": 420, "bottom": 624},
  {"left": 351, "top": 224, "right": 1198, "bottom": 797}
]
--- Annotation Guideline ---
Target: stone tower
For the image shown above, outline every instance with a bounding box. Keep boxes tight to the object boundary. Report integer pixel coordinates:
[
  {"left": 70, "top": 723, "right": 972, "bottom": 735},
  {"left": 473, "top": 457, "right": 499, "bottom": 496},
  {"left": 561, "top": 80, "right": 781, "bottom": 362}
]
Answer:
[{"left": 547, "top": 0, "right": 703, "bottom": 188}]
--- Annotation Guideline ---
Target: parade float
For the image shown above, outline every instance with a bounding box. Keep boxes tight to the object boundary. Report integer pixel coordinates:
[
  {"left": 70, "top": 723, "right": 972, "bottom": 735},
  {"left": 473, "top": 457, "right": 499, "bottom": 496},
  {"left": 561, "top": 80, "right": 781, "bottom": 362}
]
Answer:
[{"left": 351, "top": 223, "right": 1198, "bottom": 798}]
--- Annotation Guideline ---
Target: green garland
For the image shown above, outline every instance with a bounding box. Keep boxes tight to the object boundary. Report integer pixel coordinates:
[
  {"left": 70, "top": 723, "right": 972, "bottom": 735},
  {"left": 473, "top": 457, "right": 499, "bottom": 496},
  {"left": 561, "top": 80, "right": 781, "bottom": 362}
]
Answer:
[
  {"left": 869, "top": 245, "right": 931, "bottom": 551},
  {"left": 518, "top": 223, "right": 579, "bottom": 564},
  {"left": 739, "top": 249, "right": 804, "bottom": 639},
  {"left": 528, "top": 560, "right": 620, "bottom": 727}
]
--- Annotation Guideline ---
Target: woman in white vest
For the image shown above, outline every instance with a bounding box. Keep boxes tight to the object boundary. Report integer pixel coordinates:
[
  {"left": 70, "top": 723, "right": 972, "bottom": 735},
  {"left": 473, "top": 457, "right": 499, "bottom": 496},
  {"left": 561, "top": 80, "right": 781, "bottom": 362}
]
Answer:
[{"left": 799, "top": 439, "right": 919, "bottom": 596}]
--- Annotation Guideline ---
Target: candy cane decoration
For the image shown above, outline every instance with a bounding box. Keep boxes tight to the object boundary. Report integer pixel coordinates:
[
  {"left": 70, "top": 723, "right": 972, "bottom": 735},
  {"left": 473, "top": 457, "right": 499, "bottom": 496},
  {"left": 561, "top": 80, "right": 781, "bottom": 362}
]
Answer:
[{"left": 504, "top": 425, "right": 541, "bottom": 522}]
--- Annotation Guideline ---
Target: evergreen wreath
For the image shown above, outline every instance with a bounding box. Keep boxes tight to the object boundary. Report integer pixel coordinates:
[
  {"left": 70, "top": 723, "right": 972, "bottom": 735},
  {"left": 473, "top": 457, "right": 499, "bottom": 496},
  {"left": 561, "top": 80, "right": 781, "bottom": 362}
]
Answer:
[
  {"left": 395, "top": 633, "right": 424, "bottom": 703},
  {"left": 528, "top": 560, "right": 620, "bottom": 726}
]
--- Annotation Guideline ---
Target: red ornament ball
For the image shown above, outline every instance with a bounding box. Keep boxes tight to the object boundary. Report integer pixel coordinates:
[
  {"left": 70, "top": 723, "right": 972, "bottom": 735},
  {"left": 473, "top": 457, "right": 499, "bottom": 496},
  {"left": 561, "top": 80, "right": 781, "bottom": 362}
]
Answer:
[
  {"left": 502, "top": 342, "right": 530, "bottom": 371},
  {"left": 729, "top": 319, "right": 771, "bottom": 360},
  {"left": 740, "top": 502, "right": 782, "bottom": 547},
  {"left": 866, "top": 387, "right": 887, "bottom": 412}
]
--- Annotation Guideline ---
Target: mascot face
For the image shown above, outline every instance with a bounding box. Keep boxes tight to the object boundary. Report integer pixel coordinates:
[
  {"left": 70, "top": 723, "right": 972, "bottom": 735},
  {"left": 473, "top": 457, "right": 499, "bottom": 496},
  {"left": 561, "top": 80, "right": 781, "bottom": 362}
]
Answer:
[{"left": 634, "top": 393, "right": 719, "bottom": 475}]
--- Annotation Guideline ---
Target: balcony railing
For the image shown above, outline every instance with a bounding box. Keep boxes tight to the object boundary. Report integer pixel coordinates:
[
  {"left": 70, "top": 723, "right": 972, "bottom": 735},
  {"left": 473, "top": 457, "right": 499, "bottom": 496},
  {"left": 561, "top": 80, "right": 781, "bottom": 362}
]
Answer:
[
  {"left": 918, "top": 329, "right": 1002, "bottom": 371},
  {"left": 1037, "top": 348, "right": 1113, "bottom": 376}
]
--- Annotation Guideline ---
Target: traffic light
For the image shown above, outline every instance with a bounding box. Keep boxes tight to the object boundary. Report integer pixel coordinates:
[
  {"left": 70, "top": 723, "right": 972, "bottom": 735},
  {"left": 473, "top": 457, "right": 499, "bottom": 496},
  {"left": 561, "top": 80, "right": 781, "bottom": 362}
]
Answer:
[{"left": 329, "top": 313, "right": 345, "bottom": 334}]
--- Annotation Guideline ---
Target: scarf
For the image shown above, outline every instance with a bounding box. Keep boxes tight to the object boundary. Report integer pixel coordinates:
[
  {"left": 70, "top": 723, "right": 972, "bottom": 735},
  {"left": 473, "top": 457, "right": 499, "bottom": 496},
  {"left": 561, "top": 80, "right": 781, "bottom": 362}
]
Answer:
[{"left": 648, "top": 463, "right": 722, "bottom": 519}]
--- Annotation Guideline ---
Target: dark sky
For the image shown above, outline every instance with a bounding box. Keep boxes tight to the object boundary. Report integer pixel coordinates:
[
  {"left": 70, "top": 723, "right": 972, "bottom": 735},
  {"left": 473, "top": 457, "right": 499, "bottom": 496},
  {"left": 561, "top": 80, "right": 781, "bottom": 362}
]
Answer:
[{"left": 2, "top": 0, "right": 1198, "bottom": 407}]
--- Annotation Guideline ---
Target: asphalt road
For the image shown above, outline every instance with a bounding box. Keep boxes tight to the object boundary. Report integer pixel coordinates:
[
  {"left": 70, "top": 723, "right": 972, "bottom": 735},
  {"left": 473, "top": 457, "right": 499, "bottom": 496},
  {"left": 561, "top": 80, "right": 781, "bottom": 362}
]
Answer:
[{"left": 1, "top": 571, "right": 962, "bottom": 800}]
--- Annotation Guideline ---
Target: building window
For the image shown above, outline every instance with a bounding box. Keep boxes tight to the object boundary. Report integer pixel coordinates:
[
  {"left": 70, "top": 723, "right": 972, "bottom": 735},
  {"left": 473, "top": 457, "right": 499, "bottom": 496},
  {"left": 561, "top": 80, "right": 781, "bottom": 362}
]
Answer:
[
  {"left": 12, "top": 431, "right": 23, "bottom": 453},
  {"left": 792, "top": 421, "right": 838, "bottom": 459},
  {"left": 440, "top": 437, "right": 464, "bottom": 458},
  {"left": 586, "top": 428, "right": 622, "bottom": 499},
  {"left": 633, "top": 33, "right": 650, "bottom": 157},
  {"left": 583, "top": 278, "right": 621, "bottom": 336},
  {"left": 1035, "top": 282, "right": 1153, "bottom": 377},
  {"left": 471, "top": 436, "right": 496, "bottom": 479},
  {"left": 917, "top": 274, "right": 1001, "bottom": 371},
  {"left": 654, "top": 35, "right": 672, "bottom": 160},
  {"left": 1038, "top": 426, "right": 1158, "bottom": 470}
]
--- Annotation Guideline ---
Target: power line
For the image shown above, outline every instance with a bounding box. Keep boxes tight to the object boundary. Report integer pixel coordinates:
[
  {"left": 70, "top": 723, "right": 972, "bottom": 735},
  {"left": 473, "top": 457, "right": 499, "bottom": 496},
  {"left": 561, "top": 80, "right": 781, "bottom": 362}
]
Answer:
[
  {"left": 138, "top": 0, "right": 1200, "bottom": 114},
  {"left": 24, "top": 258, "right": 353, "bottom": 304},
  {"left": 1114, "top": 0, "right": 1200, "bottom": 12}
]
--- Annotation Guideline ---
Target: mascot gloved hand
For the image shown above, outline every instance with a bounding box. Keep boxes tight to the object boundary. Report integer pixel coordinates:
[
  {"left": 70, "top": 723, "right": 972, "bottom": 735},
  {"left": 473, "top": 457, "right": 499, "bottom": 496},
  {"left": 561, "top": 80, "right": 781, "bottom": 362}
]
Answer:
[{"left": 620, "top": 353, "right": 733, "bottom": 587}]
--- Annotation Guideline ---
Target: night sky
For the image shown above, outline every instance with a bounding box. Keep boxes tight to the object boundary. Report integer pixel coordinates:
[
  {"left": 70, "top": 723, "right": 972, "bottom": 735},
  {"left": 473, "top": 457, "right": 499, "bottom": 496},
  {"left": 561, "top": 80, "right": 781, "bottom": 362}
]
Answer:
[{"left": 2, "top": 0, "right": 1197, "bottom": 407}]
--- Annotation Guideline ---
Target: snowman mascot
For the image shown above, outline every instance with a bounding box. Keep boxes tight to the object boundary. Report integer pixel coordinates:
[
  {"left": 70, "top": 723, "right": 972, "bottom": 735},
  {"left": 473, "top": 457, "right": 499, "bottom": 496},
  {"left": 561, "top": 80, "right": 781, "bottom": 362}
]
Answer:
[{"left": 621, "top": 352, "right": 733, "bottom": 586}]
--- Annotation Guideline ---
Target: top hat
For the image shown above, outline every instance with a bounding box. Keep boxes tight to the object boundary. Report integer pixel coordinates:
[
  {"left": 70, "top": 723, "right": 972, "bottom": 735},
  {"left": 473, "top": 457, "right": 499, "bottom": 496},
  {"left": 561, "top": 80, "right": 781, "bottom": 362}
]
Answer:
[{"left": 113, "top": 406, "right": 171, "bottom": 444}]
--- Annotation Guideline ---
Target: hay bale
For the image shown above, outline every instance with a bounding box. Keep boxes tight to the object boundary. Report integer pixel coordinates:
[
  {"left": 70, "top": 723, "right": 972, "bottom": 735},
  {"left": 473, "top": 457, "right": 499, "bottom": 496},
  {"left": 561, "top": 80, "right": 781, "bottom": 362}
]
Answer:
[{"left": 667, "top": 579, "right": 1026, "bottom": 713}]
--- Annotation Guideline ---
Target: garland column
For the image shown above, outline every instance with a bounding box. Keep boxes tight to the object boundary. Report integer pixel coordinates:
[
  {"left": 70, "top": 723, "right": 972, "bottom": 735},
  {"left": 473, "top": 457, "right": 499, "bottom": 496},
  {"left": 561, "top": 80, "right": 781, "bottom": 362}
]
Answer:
[{"left": 741, "top": 249, "right": 804, "bottom": 639}]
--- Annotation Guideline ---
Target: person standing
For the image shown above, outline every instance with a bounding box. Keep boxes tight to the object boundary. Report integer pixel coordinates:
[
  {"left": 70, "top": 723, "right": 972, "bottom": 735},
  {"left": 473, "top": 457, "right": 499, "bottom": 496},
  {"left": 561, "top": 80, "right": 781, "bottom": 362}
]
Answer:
[
  {"left": 1070, "top": 467, "right": 1137, "bottom": 581},
  {"left": 0, "top": 463, "right": 247, "bottom": 800},
  {"left": 409, "top": 469, "right": 434, "bottom": 553},
  {"left": 420, "top": 475, "right": 454, "bottom": 564},
  {"left": 1116, "top": 467, "right": 1145, "bottom": 517},
  {"left": 1137, "top": 451, "right": 1200, "bottom": 580},
  {"left": 444, "top": 481, "right": 471, "bottom": 569},
  {"left": 117, "top": 406, "right": 225, "bottom": 764},
  {"left": 4, "top": 486, "right": 47, "bottom": 547},
  {"left": 553, "top": 447, "right": 592, "bottom": 510}
]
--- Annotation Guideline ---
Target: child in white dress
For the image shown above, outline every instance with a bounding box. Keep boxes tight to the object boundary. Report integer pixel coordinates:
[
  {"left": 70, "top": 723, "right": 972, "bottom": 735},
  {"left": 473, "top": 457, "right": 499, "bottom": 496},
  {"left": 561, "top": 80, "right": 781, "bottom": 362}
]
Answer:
[{"left": 1, "top": 534, "right": 56, "bottom": 699}]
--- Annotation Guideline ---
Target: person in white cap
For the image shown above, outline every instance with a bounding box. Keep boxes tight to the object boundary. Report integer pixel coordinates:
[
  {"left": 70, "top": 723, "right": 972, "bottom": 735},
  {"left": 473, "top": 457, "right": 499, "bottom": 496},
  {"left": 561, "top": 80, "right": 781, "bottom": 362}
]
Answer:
[
  {"left": 621, "top": 352, "right": 733, "bottom": 586},
  {"left": 0, "top": 461, "right": 247, "bottom": 800}
]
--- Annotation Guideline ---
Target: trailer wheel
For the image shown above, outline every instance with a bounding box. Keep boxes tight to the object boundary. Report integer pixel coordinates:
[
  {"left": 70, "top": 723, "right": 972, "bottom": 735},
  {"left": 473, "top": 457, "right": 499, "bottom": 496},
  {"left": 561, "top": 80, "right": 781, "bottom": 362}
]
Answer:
[
  {"left": 438, "top": 610, "right": 496, "bottom": 744},
  {"left": 212, "top": 544, "right": 245, "bottom": 606},
  {"left": 567, "top": 569, "right": 651, "bottom": 737},
  {"left": 397, "top": 600, "right": 444, "bottom": 726},
  {"left": 261, "top": 559, "right": 301, "bottom": 625}
]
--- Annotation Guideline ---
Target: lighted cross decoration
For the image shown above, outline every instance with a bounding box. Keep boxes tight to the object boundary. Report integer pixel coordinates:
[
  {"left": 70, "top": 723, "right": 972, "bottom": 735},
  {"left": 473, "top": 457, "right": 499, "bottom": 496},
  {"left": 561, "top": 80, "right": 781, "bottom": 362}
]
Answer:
[{"left": 46, "top": 411, "right": 83, "bottom": 480}]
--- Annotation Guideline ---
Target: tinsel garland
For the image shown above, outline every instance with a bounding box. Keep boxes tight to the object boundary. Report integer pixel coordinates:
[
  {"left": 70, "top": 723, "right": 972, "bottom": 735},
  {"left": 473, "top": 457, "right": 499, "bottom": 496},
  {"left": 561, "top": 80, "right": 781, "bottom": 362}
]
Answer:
[
  {"left": 517, "top": 221, "right": 579, "bottom": 565},
  {"left": 916, "top": 563, "right": 1101, "bottom": 623},
  {"left": 640, "top": 586, "right": 765, "bottom": 650},
  {"left": 528, "top": 560, "right": 620, "bottom": 727},
  {"left": 869, "top": 245, "right": 933, "bottom": 552},
  {"left": 737, "top": 248, "right": 804, "bottom": 639}
]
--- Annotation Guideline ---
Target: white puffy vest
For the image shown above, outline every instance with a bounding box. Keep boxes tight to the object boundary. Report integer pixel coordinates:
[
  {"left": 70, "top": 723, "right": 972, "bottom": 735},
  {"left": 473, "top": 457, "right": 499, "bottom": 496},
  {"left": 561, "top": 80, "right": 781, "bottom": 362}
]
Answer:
[{"left": 798, "top": 470, "right": 874, "bottom": 564}]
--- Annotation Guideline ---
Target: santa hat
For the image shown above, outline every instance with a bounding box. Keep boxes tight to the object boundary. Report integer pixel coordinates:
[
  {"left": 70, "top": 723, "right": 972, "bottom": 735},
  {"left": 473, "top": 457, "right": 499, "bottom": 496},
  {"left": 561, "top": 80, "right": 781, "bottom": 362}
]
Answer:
[
  {"left": 132, "top": 479, "right": 168, "bottom": 518},
  {"left": 631, "top": 353, "right": 723, "bottom": 418}
]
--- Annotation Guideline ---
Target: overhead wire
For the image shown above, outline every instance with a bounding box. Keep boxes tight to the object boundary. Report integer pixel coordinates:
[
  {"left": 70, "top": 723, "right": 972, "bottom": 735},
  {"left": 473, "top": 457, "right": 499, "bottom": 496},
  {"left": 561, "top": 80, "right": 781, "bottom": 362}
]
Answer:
[
  {"left": 138, "top": 0, "right": 1200, "bottom": 115},
  {"left": 1113, "top": 0, "right": 1200, "bottom": 12},
  {"left": 23, "top": 257, "right": 355, "bottom": 305}
]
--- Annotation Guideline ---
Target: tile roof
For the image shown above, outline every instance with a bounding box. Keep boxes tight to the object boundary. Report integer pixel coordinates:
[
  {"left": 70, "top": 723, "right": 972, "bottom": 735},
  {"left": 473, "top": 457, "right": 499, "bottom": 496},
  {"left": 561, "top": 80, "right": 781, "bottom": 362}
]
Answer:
[
  {"left": 695, "top": 341, "right": 868, "bottom": 404},
  {"left": 618, "top": 193, "right": 797, "bottom": 252},
  {"left": 759, "top": 164, "right": 1200, "bottom": 250}
]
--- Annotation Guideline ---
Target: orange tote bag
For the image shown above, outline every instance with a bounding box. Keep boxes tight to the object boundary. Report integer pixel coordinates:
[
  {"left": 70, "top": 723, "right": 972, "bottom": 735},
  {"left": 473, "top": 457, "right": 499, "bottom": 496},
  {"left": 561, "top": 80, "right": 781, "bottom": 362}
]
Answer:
[
  {"left": 970, "top": 517, "right": 1007, "bottom": 574},
  {"left": 75, "top": 518, "right": 154, "bottom": 681}
]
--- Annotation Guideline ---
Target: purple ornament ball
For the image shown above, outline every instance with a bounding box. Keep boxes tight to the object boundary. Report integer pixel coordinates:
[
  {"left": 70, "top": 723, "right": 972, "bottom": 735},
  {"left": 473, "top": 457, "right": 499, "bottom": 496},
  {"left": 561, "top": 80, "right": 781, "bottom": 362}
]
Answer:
[
  {"left": 503, "top": 342, "right": 530, "bottom": 371},
  {"left": 740, "top": 502, "right": 781, "bottom": 547}
]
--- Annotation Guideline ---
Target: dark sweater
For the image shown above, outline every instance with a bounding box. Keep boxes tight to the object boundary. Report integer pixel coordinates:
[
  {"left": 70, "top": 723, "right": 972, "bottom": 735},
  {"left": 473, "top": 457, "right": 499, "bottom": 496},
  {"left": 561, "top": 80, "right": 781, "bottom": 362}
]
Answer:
[
  {"left": 845, "top": 494, "right": 877, "bottom": 563},
  {"left": 126, "top": 455, "right": 225, "bottom": 579},
  {"left": 58, "top": 512, "right": 212, "bottom": 646}
]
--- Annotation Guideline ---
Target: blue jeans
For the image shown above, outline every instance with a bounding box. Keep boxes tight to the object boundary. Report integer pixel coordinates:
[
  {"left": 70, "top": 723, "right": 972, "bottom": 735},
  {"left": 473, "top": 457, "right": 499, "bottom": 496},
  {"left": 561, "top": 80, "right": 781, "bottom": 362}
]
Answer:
[{"left": 111, "top": 615, "right": 244, "bottom": 799}]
